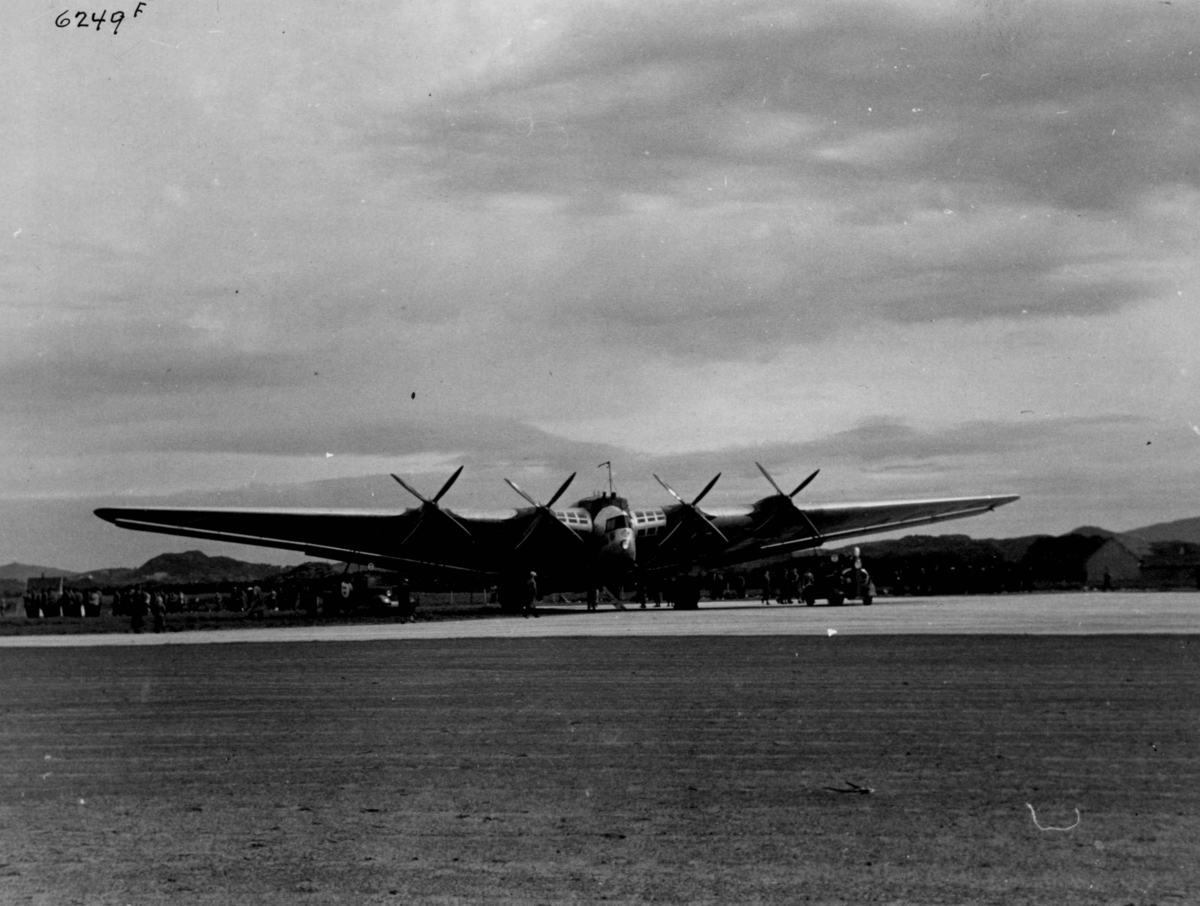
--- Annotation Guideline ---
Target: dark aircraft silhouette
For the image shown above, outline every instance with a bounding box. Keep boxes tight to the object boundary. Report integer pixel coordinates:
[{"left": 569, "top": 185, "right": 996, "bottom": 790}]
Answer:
[{"left": 96, "top": 462, "right": 1017, "bottom": 597}]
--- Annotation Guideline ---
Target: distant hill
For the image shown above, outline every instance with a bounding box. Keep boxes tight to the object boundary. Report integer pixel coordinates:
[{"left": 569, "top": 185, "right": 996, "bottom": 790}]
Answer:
[
  {"left": 0, "top": 562, "right": 79, "bottom": 582},
  {"left": 54, "top": 550, "right": 292, "bottom": 587},
  {"left": 847, "top": 533, "right": 1049, "bottom": 564},
  {"left": 75, "top": 566, "right": 140, "bottom": 586},
  {"left": 1125, "top": 516, "right": 1200, "bottom": 545},
  {"left": 1066, "top": 525, "right": 1123, "bottom": 540},
  {"left": 131, "top": 550, "right": 286, "bottom": 585}
]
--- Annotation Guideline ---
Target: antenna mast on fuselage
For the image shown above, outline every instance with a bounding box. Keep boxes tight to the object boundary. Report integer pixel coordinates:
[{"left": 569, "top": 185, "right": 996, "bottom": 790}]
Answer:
[
  {"left": 577, "top": 461, "right": 628, "bottom": 518},
  {"left": 598, "top": 461, "right": 615, "bottom": 497}
]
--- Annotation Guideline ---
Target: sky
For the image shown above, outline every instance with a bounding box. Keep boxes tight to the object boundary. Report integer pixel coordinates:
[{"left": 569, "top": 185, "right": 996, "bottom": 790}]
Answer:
[{"left": 3, "top": 0, "right": 1200, "bottom": 570}]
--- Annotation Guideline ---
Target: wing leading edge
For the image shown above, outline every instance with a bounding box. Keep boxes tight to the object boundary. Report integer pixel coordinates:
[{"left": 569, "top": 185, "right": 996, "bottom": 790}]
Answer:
[
  {"left": 91, "top": 505, "right": 549, "bottom": 577},
  {"left": 754, "top": 494, "right": 1021, "bottom": 554}
]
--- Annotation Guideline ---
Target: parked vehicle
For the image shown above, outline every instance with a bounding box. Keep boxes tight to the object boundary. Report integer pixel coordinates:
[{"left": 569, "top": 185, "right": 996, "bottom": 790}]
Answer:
[{"left": 801, "top": 549, "right": 875, "bottom": 606}]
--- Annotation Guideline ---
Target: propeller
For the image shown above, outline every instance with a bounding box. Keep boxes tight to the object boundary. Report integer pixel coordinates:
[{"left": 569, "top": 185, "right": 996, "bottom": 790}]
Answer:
[
  {"left": 652, "top": 472, "right": 728, "bottom": 547},
  {"left": 754, "top": 461, "right": 823, "bottom": 539},
  {"left": 504, "top": 472, "right": 583, "bottom": 549},
  {"left": 391, "top": 466, "right": 473, "bottom": 545}
]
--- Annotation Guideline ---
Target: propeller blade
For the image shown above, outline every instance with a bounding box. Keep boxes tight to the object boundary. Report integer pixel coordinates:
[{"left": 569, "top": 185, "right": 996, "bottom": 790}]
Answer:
[
  {"left": 513, "top": 511, "right": 584, "bottom": 549},
  {"left": 545, "top": 472, "right": 576, "bottom": 508},
  {"left": 514, "top": 515, "right": 544, "bottom": 551},
  {"left": 698, "top": 517, "right": 728, "bottom": 544},
  {"left": 393, "top": 469, "right": 473, "bottom": 543},
  {"left": 654, "top": 473, "right": 728, "bottom": 545},
  {"left": 789, "top": 468, "right": 820, "bottom": 499},
  {"left": 755, "top": 462, "right": 786, "bottom": 497},
  {"left": 392, "top": 473, "right": 430, "bottom": 505},
  {"left": 656, "top": 520, "right": 686, "bottom": 552},
  {"left": 440, "top": 509, "right": 475, "bottom": 541},
  {"left": 692, "top": 472, "right": 721, "bottom": 506},
  {"left": 514, "top": 508, "right": 585, "bottom": 549},
  {"left": 432, "top": 465, "right": 464, "bottom": 503},
  {"left": 399, "top": 509, "right": 431, "bottom": 547},
  {"left": 506, "top": 475, "right": 584, "bottom": 548},
  {"left": 653, "top": 474, "right": 684, "bottom": 504},
  {"left": 754, "top": 464, "right": 821, "bottom": 539},
  {"left": 504, "top": 478, "right": 539, "bottom": 508}
]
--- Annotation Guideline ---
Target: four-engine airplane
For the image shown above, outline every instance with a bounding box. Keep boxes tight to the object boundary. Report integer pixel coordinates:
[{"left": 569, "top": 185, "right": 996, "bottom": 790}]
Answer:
[{"left": 95, "top": 464, "right": 1018, "bottom": 605}]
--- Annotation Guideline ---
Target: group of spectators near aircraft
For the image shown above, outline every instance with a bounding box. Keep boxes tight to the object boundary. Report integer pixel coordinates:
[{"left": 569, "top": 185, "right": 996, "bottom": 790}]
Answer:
[
  {"left": 15, "top": 576, "right": 419, "bottom": 629},
  {"left": 630, "top": 568, "right": 822, "bottom": 608},
  {"left": 759, "top": 567, "right": 816, "bottom": 605},
  {"left": 22, "top": 587, "right": 172, "bottom": 632},
  {"left": 11, "top": 558, "right": 867, "bottom": 626},
  {"left": 21, "top": 587, "right": 103, "bottom": 619}
]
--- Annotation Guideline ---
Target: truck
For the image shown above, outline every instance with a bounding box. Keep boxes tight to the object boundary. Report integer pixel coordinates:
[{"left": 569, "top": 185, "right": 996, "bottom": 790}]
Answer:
[{"left": 801, "top": 548, "right": 875, "bottom": 606}]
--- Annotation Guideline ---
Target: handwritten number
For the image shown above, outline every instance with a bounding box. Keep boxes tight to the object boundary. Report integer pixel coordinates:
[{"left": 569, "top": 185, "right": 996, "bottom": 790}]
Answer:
[{"left": 59, "top": 7, "right": 138, "bottom": 34}]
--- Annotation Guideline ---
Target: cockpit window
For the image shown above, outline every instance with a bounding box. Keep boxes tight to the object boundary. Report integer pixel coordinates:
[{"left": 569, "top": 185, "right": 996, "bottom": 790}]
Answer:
[{"left": 605, "top": 514, "right": 629, "bottom": 532}]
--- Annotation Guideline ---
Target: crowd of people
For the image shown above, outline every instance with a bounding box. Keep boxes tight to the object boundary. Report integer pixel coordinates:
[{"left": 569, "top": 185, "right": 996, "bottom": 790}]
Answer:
[
  {"left": 758, "top": 567, "right": 816, "bottom": 605},
  {"left": 11, "top": 559, "right": 874, "bottom": 628},
  {"left": 21, "top": 587, "right": 103, "bottom": 619},
  {"left": 13, "top": 576, "right": 418, "bottom": 631}
]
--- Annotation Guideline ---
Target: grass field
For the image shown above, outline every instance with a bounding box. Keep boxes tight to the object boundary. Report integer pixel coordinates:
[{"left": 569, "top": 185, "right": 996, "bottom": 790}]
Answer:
[{"left": 2, "top": 635, "right": 1197, "bottom": 904}]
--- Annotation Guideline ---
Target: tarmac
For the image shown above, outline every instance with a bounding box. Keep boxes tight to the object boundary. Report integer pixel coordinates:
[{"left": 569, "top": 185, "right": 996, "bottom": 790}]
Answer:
[
  {"left": 1, "top": 590, "right": 1197, "bottom": 646},
  {"left": 3, "top": 591, "right": 1198, "bottom": 904}
]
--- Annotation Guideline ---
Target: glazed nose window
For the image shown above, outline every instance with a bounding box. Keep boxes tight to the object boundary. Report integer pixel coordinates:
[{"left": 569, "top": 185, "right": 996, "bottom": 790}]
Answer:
[{"left": 605, "top": 514, "right": 629, "bottom": 532}]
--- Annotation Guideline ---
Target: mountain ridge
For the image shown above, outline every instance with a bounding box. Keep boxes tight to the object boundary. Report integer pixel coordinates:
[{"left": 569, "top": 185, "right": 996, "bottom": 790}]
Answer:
[
  {"left": 1123, "top": 515, "right": 1200, "bottom": 545},
  {"left": 0, "top": 563, "right": 80, "bottom": 582}
]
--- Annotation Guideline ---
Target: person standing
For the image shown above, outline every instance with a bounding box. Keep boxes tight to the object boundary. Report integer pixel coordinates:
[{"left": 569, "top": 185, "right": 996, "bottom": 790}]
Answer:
[
  {"left": 151, "top": 591, "right": 166, "bottom": 633},
  {"left": 131, "top": 587, "right": 149, "bottom": 633},
  {"left": 523, "top": 571, "right": 539, "bottom": 618},
  {"left": 397, "top": 578, "right": 415, "bottom": 623}
]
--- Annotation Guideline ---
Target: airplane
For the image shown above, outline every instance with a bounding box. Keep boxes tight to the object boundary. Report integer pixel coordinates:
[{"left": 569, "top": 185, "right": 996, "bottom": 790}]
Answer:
[{"left": 94, "top": 462, "right": 1018, "bottom": 609}]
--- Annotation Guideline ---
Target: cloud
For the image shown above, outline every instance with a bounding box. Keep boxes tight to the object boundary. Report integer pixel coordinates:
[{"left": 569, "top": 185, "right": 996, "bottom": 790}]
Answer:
[
  {"left": 332, "top": 0, "right": 1192, "bottom": 360},
  {"left": 397, "top": 2, "right": 1198, "bottom": 207},
  {"left": 135, "top": 411, "right": 623, "bottom": 461}
]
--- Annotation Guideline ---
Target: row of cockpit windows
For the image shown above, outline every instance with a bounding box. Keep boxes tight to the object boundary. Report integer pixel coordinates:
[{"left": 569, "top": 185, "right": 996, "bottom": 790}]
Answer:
[
  {"left": 633, "top": 510, "right": 665, "bottom": 537},
  {"left": 555, "top": 510, "right": 591, "bottom": 526},
  {"left": 554, "top": 509, "right": 665, "bottom": 530},
  {"left": 631, "top": 510, "right": 666, "bottom": 524}
]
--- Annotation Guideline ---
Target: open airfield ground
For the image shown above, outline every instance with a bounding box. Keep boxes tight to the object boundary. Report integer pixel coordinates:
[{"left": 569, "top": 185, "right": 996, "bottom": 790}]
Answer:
[{"left": 2, "top": 594, "right": 1198, "bottom": 904}]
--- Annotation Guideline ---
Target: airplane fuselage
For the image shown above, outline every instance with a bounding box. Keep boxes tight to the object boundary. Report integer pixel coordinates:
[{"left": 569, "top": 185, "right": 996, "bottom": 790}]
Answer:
[{"left": 573, "top": 493, "right": 638, "bottom": 574}]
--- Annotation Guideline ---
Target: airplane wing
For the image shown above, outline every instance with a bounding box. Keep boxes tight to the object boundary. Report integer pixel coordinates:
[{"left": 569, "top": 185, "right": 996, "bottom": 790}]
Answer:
[
  {"left": 640, "top": 493, "right": 1020, "bottom": 570},
  {"left": 92, "top": 504, "right": 591, "bottom": 578},
  {"left": 757, "top": 494, "right": 1021, "bottom": 552},
  {"left": 95, "top": 468, "right": 1019, "bottom": 583}
]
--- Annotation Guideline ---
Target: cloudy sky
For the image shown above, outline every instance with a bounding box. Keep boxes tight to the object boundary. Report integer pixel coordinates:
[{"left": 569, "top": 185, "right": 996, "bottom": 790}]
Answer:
[{"left": 4, "top": 0, "right": 1200, "bottom": 569}]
